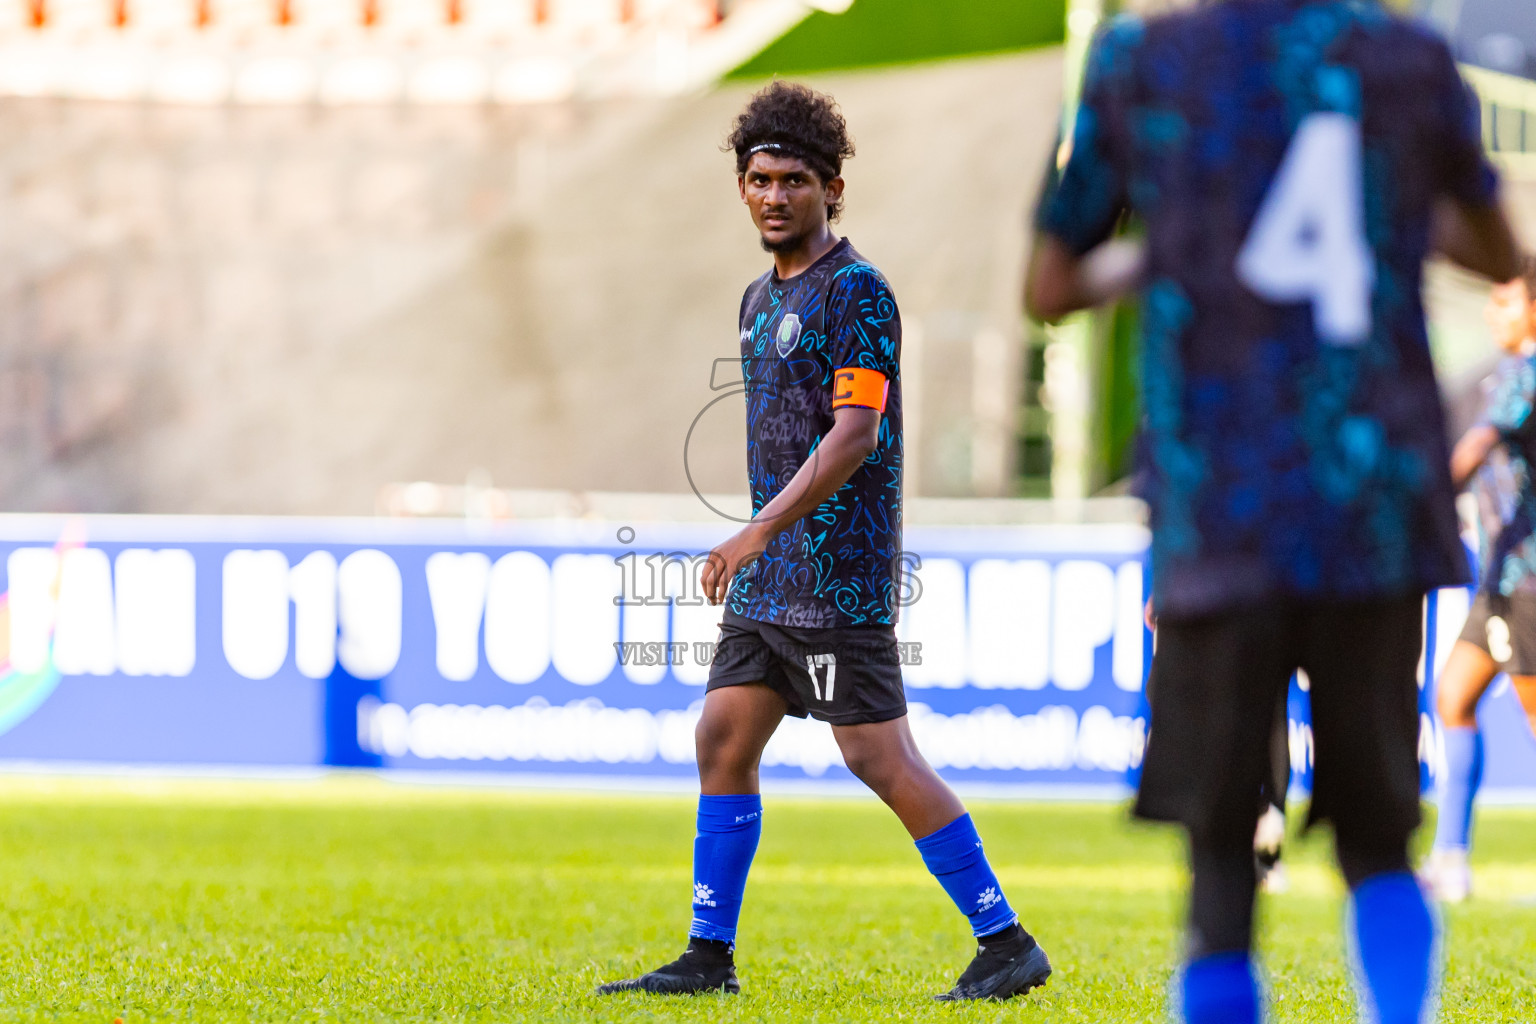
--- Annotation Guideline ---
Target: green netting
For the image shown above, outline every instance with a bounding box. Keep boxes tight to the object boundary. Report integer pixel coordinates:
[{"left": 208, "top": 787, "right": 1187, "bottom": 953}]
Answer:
[{"left": 727, "top": 0, "right": 1067, "bottom": 79}]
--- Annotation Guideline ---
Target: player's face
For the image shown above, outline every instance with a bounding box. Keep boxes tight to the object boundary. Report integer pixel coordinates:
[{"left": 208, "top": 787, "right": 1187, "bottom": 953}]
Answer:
[
  {"left": 1486, "top": 279, "right": 1536, "bottom": 354},
  {"left": 739, "top": 153, "right": 843, "bottom": 254}
]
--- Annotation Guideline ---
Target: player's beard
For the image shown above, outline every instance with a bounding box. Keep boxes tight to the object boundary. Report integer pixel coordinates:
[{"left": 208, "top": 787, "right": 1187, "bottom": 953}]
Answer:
[{"left": 760, "top": 228, "right": 807, "bottom": 254}]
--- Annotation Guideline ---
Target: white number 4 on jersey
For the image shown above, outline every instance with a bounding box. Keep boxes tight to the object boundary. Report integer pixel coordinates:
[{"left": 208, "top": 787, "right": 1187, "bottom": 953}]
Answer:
[{"left": 1236, "top": 112, "right": 1376, "bottom": 346}]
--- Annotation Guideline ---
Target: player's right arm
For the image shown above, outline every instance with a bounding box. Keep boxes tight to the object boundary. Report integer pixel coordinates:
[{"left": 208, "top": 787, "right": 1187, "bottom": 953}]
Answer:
[
  {"left": 1025, "top": 21, "right": 1139, "bottom": 323},
  {"left": 700, "top": 405, "right": 881, "bottom": 606},
  {"left": 1027, "top": 236, "right": 1146, "bottom": 323},
  {"left": 701, "top": 266, "right": 899, "bottom": 606},
  {"left": 1451, "top": 425, "right": 1500, "bottom": 490},
  {"left": 1453, "top": 363, "right": 1536, "bottom": 488}
]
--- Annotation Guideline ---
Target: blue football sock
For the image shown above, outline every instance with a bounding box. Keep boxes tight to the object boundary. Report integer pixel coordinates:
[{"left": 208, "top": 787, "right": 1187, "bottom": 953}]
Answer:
[
  {"left": 1351, "top": 872, "right": 1437, "bottom": 1024},
  {"left": 915, "top": 813, "right": 1018, "bottom": 937},
  {"left": 1433, "top": 726, "right": 1482, "bottom": 852},
  {"left": 687, "top": 794, "right": 762, "bottom": 945},
  {"left": 1179, "top": 952, "right": 1260, "bottom": 1024}
]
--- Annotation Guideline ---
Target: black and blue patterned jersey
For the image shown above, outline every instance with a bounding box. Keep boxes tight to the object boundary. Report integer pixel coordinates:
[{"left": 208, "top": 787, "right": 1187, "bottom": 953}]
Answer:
[
  {"left": 726, "top": 238, "right": 903, "bottom": 628},
  {"left": 1471, "top": 356, "right": 1536, "bottom": 597},
  {"left": 1039, "top": 0, "right": 1498, "bottom": 617}
]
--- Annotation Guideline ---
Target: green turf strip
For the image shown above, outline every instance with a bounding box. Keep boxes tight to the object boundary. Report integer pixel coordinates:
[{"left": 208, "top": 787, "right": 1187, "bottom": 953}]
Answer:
[
  {"left": 0, "top": 777, "right": 1531, "bottom": 1021},
  {"left": 727, "top": 0, "right": 1067, "bottom": 79}
]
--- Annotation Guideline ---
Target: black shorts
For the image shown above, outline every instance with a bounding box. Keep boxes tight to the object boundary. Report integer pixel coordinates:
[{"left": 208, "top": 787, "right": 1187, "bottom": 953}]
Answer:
[
  {"left": 705, "top": 609, "right": 907, "bottom": 725},
  {"left": 1457, "top": 591, "right": 1536, "bottom": 676},
  {"left": 1136, "top": 594, "right": 1423, "bottom": 847}
]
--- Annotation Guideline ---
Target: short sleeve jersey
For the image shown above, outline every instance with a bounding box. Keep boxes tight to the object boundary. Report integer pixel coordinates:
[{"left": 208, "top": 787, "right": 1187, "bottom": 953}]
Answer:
[
  {"left": 727, "top": 238, "right": 903, "bottom": 628},
  {"left": 1471, "top": 356, "right": 1536, "bottom": 597},
  {"left": 1038, "top": 0, "right": 1499, "bottom": 617}
]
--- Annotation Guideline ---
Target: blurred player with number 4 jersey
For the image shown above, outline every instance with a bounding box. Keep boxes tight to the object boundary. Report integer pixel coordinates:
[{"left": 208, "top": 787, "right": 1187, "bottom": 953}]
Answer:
[
  {"left": 1027, "top": 2, "right": 1523, "bottom": 1023},
  {"left": 596, "top": 82, "right": 1051, "bottom": 1003},
  {"left": 1426, "top": 258, "right": 1536, "bottom": 903}
]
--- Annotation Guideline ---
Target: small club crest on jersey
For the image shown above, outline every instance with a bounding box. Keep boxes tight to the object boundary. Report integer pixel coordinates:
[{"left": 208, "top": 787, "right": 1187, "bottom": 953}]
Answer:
[{"left": 775, "top": 314, "right": 803, "bottom": 357}]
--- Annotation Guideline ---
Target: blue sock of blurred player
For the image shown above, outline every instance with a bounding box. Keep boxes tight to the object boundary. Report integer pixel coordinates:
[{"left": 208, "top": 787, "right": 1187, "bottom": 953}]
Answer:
[
  {"left": 915, "top": 813, "right": 1017, "bottom": 937},
  {"left": 1351, "top": 873, "right": 1437, "bottom": 1024},
  {"left": 1181, "top": 840, "right": 1261, "bottom": 1024},
  {"left": 1433, "top": 726, "right": 1483, "bottom": 851},
  {"left": 1180, "top": 952, "right": 1259, "bottom": 1024},
  {"left": 687, "top": 794, "right": 763, "bottom": 945}
]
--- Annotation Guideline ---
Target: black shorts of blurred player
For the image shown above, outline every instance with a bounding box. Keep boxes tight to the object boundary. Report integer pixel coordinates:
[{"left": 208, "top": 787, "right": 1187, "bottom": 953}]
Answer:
[
  {"left": 706, "top": 609, "right": 907, "bottom": 725},
  {"left": 1136, "top": 595, "right": 1424, "bottom": 958},
  {"left": 1144, "top": 654, "right": 1292, "bottom": 891},
  {"left": 1442, "top": 592, "right": 1536, "bottom": 736}
]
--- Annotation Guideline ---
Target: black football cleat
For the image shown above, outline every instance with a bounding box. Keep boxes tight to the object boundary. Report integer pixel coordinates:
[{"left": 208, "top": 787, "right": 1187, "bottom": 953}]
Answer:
[
  {"left": 934, "top": 923, "right": 1052, "bottom": 1001},
  {"left": 594, "top": 938, "right": 740, "bottom": 996}
]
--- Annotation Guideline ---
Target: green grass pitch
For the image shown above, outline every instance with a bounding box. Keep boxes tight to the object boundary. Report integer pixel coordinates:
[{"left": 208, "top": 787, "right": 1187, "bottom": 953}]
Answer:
[{"left": 0, "top": 777, "right": 1532, "bottom": 1022}]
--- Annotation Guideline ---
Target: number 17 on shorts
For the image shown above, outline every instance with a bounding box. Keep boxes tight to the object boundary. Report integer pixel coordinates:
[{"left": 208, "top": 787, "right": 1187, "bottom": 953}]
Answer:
[{"left": 806, "top": 653, "right": 837, "bottom": 702}]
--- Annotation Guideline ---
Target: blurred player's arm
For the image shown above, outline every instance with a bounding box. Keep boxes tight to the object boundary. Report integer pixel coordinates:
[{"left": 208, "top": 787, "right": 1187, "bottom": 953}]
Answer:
[
  {"left": 1429, "top": 43, "right": 1524, "bottom": 284},
  {"left": 1025, "top": 23, "right": 1138, "bottom": 324},
  {"left": 1453, "top": 319, "right": 1536, "bottom": 488},
  {"left": 1450, "top": 424, "right": 1500, "bottom": 489},
  {"left": 701, "top": 405, "right": 881, "bottom": 605},
  {"left": 1026, "top": 235, "right": 1147, "bottom": 323},
  {"left": 1452, "top": 355, "right": 1536, "bottom": 488},
  {"left": 1433, "top": 199, "right": 1522, "bottom": 283}
]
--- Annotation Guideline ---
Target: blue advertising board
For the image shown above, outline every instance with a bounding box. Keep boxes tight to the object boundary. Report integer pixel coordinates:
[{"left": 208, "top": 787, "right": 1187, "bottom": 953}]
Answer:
[{"left": 0, "top": 514, "right": 1530, "bottom": 799}]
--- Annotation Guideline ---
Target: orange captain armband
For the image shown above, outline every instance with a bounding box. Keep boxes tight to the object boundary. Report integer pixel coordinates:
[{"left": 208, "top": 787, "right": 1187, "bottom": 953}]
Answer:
[{"left": 831, "top": 367, "right": 889, "bottom": 412}]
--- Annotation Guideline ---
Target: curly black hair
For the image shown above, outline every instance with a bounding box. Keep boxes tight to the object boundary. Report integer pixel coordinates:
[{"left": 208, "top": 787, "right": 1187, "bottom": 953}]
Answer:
[{"left": 724, "top": 81, "right": 856, "bottom": 222}]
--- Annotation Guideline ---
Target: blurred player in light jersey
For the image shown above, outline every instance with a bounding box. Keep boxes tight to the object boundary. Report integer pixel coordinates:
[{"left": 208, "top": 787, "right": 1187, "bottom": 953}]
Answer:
[
  {"left": 1425, "top": 257, "right": 1536, "bottom": 903},
  {"left": 1027, "top": 2, "right": 1522, "bottom": 1022},
  {"left": 596, "top": 82, "right": 1051, "bottom": 1003}
]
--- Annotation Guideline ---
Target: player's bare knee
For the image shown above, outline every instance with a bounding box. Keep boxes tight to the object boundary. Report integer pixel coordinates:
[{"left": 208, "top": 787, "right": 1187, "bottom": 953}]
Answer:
[
  {"left": 695, "top": 724, "right": 730, "bottom": 769},
  {"left": 1436, "top": 685, "right": 1477, "bottom": 728},
  {"left": 832, "top": 734, "right": 873, "bottom": 779},
  {"left": 694, "top": 711, "right": 725, "bottom": 752},
  {"left": 696, "top": 729, "right": 743, "bottom": 771},
  {"left": 838, "top": 748, "right": 883, "bottom": 789},
  {"left": 696, "top": 721, "right": 758, "bottom": 780},
  {"left": 838, "top": 741, "right": 911, "bottom": 797}
]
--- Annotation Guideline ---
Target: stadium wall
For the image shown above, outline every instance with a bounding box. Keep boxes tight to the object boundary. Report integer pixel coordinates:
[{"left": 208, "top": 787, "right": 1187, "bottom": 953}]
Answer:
[
  {"left": 0, "top": 48, "right": 1063, "bottom": 514},
  {"left": 1, "top": 513, "right": 1530, "bottom": 801}
]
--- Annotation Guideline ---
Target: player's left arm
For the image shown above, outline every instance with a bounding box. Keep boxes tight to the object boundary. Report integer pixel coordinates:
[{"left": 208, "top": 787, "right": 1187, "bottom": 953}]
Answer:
[
  {"left": 1433, "top": 200, "right": 1521, "bottom": 284},
  {"left": 701, "top": 405, "right": 882, "bottom": 605},
  {"left": 1427, "top": 42, "right": 1524, "bottom": 284}
]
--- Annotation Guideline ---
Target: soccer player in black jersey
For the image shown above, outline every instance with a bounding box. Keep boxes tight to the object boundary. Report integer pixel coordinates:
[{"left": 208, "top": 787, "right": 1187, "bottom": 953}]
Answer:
[
  {"left": 1030, "top": 4, "right": 1522, "bottom": 1022},
  {"left": 596, "top": 82, "right": 1051, "bottom": 1002}
]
